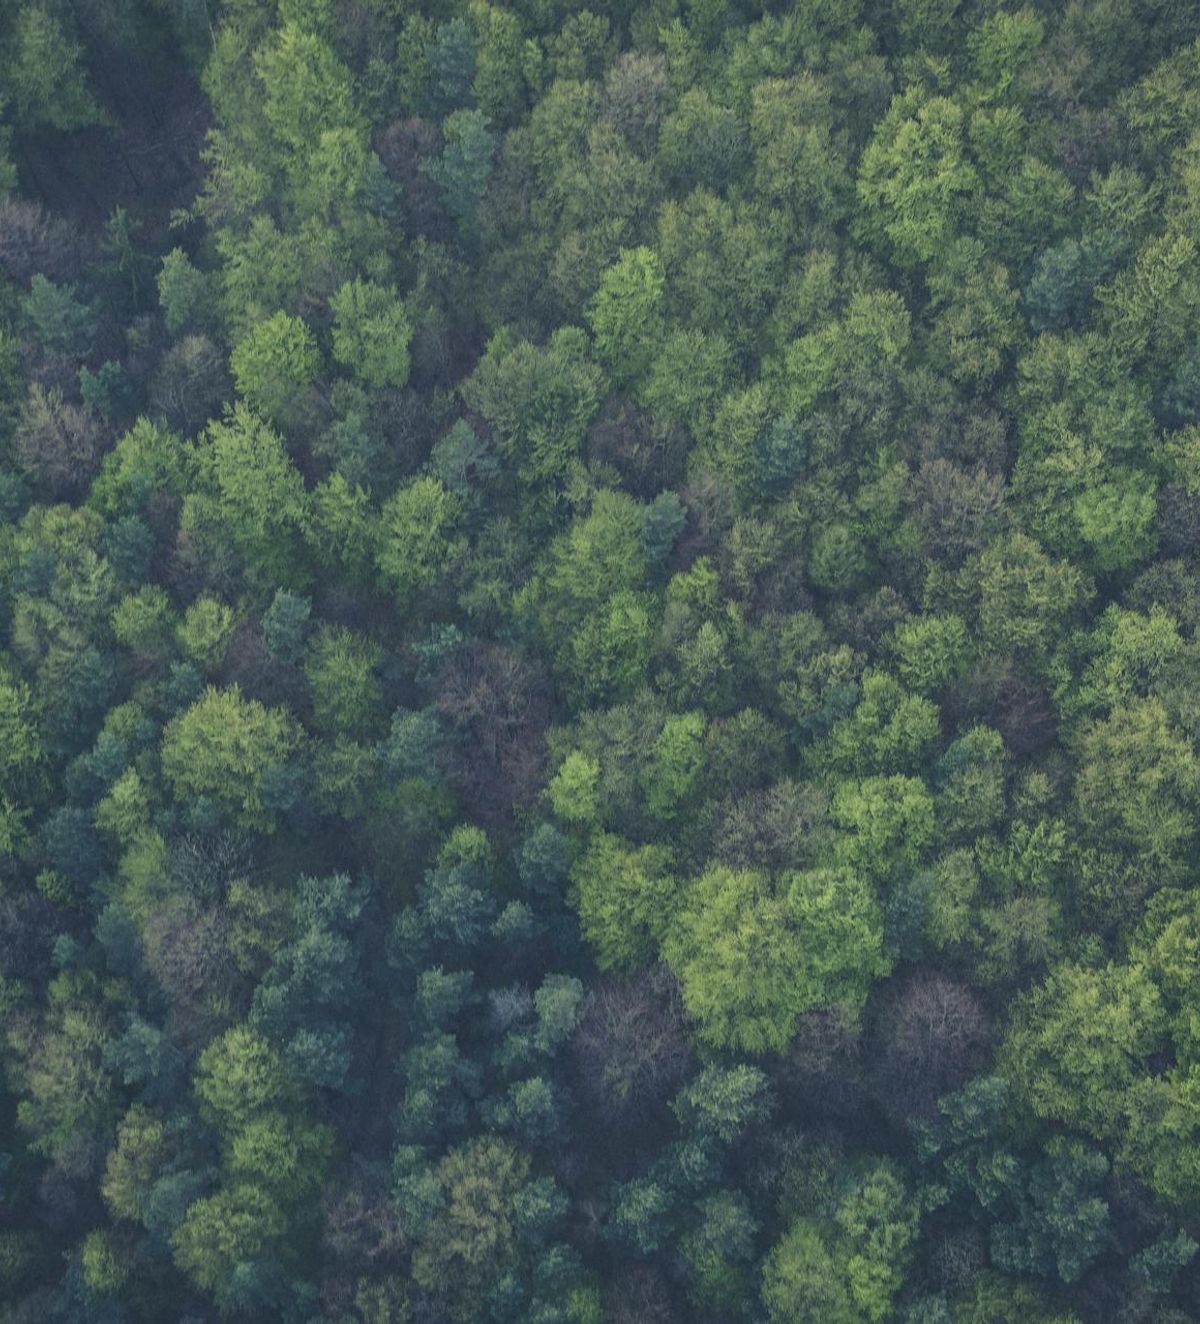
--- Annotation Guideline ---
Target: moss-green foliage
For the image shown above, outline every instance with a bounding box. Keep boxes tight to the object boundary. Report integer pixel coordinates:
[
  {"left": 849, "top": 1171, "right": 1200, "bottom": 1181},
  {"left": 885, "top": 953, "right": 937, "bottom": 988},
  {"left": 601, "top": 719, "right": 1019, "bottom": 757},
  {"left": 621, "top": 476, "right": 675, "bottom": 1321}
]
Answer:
[
  {"left": 162, "top": 686, "right": 300, "bottom": 830},
  {"left": 4, "top": 0, "right": 1200, "bottom": 1318},
  {"left": 661, "top": 863, "right": 888, "bottom": 1053}
]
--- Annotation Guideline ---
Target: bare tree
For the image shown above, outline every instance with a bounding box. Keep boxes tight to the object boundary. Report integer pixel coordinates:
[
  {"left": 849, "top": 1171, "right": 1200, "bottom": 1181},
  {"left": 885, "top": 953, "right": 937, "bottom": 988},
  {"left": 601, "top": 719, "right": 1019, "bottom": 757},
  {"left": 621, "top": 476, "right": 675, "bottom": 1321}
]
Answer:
[
  {"left": 869, "top": 971, "right": 990, "bottom": 1122},
  {"left": 436, "top": 641, "right": 550, "bottom": 823},
  {"left": 572, "top": 966, "right": 691, "bottom": 1124},
  {"left": 0, "top": 201, "right": 86, "bottom": 285},
  {"left": 910, "top": 458, "right": 1007, "bottom": 567},
  {"left": 14, "top": 385, "right": 107, "bottom": 500}
]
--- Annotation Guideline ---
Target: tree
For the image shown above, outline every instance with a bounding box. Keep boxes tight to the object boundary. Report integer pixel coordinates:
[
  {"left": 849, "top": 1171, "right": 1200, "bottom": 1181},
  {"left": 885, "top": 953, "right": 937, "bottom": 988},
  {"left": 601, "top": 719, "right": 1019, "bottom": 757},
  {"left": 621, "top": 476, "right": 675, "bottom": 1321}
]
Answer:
[
  {"left": 935, "top": 727, "right": 1009, "bottom": 842},
  {"left": 672, "top": 1064, "right": 771, "bottom": 1143},
  {"left": 102, "top": 1105, "right": 169, "bottom": 1223},
  {"left": 203, "top": 404, "right": 309, "bottom": 584},
  {"left": 230, "top": 312, "right": 321, "bottom": 427},
  {"left": 262, "top": 588, "right": 311, "bottom": 664},
  {"left": 158, "top": 248, "right": 216, "bottom": 335},
  {"left": 662, "top": 864, "right": 889, "bottom": 1053},
  {"left": 565, "top": 588, "right": 655, "bottom": 704},
  {"left": 586, "top": 247, "right": 665, "bottom": 384},
  {"left": 526, "top": 489, "right": 648, "bottom": 641},
  {"left": 411, "top": 1136, "right": 530, "bottom": 1320},
  {"left": 602, "top": 51, "right": 669, "bottom": 155},
  {"left": 831, "top": 775, "right": 936, "bottom": 887},
  {"left": 571, "top": 966, "right": 691, "bottom": 1120},
  {"left": 570, "top": 832, "right": 677, "bottom": 972},
  {"left": 149, "top": 335, "right": 232, "bottom": 436},
  {"left": 972, "top": 533, "right": 1090, "bottom": 666},
  {"left": 889, "top": 614, "right": 971, "bottom": 695},
  {"left": 112, "top": 584, "right": 176, "bottom": 661},
  {"left": 177, "top": 595, "right": 236, "bottom": 672},
  {"left": 1001, "top": 962, "right": 1166, "bottom": 1140},
  {"left": 610, "top": 1176, "right": 673, "bottom": 1254},
  {"left": 639, "top": 328, "right": 735, "bottom": 436},
  {"left": 1098, "top": 232, "right": 1200, "bottom": 377},
  {"left": 749, "top": 76, "right": 850, "bottom": 235},
  {"left": 835, "top": 1163, "right": 919, "bottom": 1321},
  {"left": 14, "top": 996, "right": 116, "bottom": 1161},
  {"left": 172, "top": 1184, "right": 288, "bottom": 1299},
  {"left": 762, "top": 1161, "right": 916, "bottom": 1324},
  {"left": 375, "top": 475, "right": 461, "bottom": 609},
  {"left": 228, "top": 1111, "right": 332, "bottom": 1206},
  {"left": 822, "top": 672, "right": 940, "bottom": 777},
  {"left": 462, "top": 328, "right": 603, "bottom": 486},
  {"left": 750, "top": 414, "right": 808, "bottom": 500},
  {"left": 330, "top": 279, "right": 413, "bottom": 390},
  {"left": 0, "top": 672, "right": 43, "bottom": 854},
  {"left": 22, "top": 274, "right": 96, "bottom": 357},
  {"left": 642, "top": 712, "right": 706, "bottom": 819},
  {"left": 193, "top": 1024, "right": 293, "bottom": 1131},
  {"left": 424, "top": 108, "right": 495, "bottom": 236},
  {"left": 3, "top": 6, "right": 105, "bottom": 130},
  {"left": 472, "top": 1, "right": 536, "bottom": 125},
  {"left": 305, "top": 625, "right": 383, "bottom": 739},
  {"left": 657, "top": 88, "right": 749, "bottom": 194},
  {"left": 857, "top": 91, "right": 978, "bottom": 267},
  {"left": 926, "top": 239, "right": 1021, "bottom": 388},
  {"left": 763, "top": 1220, "right": 857, "bottom": 1324},
  {"left": 14, "top": 385, "right": 105, "bottom": 501},
  {"left": 1073, "top": 471, "right": 1158, "bottom": 574},
  {"left": 681, "top": 1189, "right": 759, "bottom": 1311},
  {"left": 162, "top": 686, "right": 301, "bottom": 830},
  {"left": 870, "top": 972, "right": 989, "bottom": 1121},
  {"left": 785, "top": 866, "right": 891, "bottom": 1009},
  {"left": 251, "top": 873, "right": 367, "bottom": 1087},
  {"left": 1121, "top": 1064, "right": 1200, "bottom": 1209},
  {"left": 1072, "top": 698, "right": 1200, "bottom": 889},
  {"left": 255, "top": 22, "right": 364, "bottom": 158}
]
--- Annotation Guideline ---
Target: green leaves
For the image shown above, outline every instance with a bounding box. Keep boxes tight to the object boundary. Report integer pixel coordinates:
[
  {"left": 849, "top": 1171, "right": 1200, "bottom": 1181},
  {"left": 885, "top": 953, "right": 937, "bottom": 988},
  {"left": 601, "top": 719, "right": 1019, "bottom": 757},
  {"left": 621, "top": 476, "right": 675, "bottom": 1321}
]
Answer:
[
  {"left": 462, "top": 328, "right": 602, "bottom": 486},
  {"left": 162, "top": 686, "right": 300, "bottom": 831},
  {"left": 763, "top": 1163, "right": 916, "bottom": 1324},
  {"left": 375, "top": 476, "right": 462, "bottom": 609},
  {"left": 330, "top": 279, "right": 413, "bottom": 390},
  {"left": 586, "top": 246, "right": 664, "bottom": 384},
  {"left": 204, "top": 404, "right": 308, "bottom": 583},
  {"left": 857, "top": 92, "right": 979, "bottom": 267},
  {"left": 193, "top": 1025, "right": 295, "bottom": 1131},
  {"left": 423, "top": 108, "right": 495, "bottom": 235},
  {"left": 230, "top": 311, "right": 320, "bottom": 426},
  {"left": 662, "top": 864, "right": 888, "bottom": 1053},
  {"left": 1002, "top": 962, "right": 1166, "bottom": 1139},
  {"left": 570, "top": 832, "right": 676, "bottom": 971},
  {"left": 3, "top": 6, "right": 105, "bottom": 131},
  {"left": 172, "top": 1184, "right": 288, "bottom": 1299}
]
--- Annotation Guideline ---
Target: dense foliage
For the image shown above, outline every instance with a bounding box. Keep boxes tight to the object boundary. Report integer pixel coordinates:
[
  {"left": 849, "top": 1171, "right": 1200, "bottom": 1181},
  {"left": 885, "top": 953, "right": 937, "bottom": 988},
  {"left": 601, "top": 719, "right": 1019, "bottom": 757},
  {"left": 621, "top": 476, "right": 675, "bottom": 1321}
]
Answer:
[{"left": 3, "top": 0, "right": 1200, "bottom": 1320}]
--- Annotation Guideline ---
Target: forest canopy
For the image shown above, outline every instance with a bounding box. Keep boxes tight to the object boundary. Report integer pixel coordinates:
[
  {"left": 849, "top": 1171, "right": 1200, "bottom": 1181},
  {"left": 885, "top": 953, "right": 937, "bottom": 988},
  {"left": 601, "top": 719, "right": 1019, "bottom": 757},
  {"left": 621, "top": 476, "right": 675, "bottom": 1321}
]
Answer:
[{"left": 2, "top": 0, "right": 1200, "bottom": 1321}]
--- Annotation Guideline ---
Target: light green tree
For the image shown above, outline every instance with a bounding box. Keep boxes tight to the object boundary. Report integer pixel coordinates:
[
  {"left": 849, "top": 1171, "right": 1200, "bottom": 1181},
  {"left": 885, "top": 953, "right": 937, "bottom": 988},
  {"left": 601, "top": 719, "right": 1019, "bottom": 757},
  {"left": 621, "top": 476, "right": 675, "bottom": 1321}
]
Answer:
[
  {"left": 172, "top": 1184, "right": 287, "bottom": 1297},
  {"left": 230, "top": 311, "right": 320, "bottom": 426},
  {"left": 204, "top": 404, "right": 309, "bottom": 583},
  {"left": 161, "top": 686, "right": 300, "bottom": 830},
  {"left": 330, "top": 279, "right": 412, "bottom": 390},
  {"left": 375, "top": 476, "right": 461, "bottom": 609},
  {"left": 570, "top": 831, "right": 677, "bottom": 971},
  {"left": 4, "top": 6, "right": 105, "bottom": 130},
  {"left": 305, "top": 625, "right": 384, "bottom": 738},
  {"left": 193, "top": 1024, "right": 293, "bottom": 1131},
  {"left": 857, "top": 91, "right": 979, "bottom": 267},
  {"left": 662, "top": 864, "right": 888, "bottom": 1053},
  {"left": 586, "top": 246, "right": 665, "bottom": 384},
  {"left": 1002, "top": 961, "right": 1166, "bottom": 1140}
]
